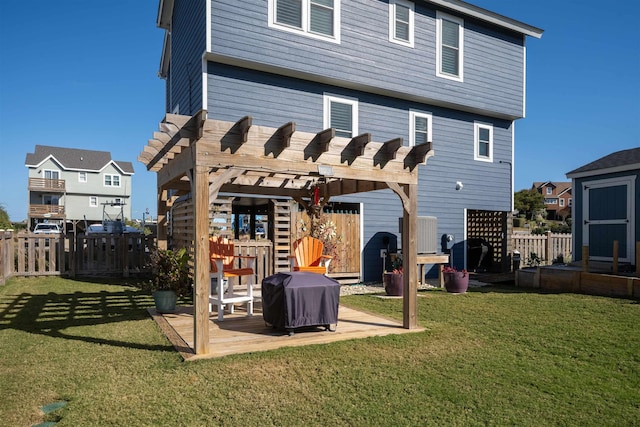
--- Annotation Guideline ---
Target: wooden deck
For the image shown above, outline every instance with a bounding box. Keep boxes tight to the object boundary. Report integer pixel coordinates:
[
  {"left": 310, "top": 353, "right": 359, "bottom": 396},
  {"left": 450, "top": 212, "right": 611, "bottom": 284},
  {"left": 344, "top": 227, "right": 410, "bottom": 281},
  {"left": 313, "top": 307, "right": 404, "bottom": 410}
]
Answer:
[{"left": 150, "top": 303, "right": 424, "bottom": 361}]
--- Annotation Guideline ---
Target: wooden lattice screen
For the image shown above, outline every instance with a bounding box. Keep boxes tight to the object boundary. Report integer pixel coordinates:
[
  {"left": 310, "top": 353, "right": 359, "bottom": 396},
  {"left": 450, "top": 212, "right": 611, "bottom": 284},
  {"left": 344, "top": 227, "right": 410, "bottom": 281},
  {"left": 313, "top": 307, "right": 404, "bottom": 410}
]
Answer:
[{"left": 467, "top": 209, "right": 512, "bottom": 273}]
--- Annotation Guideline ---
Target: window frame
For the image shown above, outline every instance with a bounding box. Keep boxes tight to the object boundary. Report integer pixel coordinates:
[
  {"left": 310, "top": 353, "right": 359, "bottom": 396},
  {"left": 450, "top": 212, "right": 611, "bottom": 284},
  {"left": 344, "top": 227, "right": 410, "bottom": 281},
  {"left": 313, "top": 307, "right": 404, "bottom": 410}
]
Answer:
[
  {"left": 43, "top": 169, "right": 60, "bottom": 180},
  {"left": 103, "top": 174, "right": 121, "bottom": 188},
  {"left": 559, "top": 198, "right": 565, "bottom": 207},
  {"left": 268, "top": 0, "right": 341, "bottom": 44},
  {"left": 473, "top": 122, "right": 493, "bottom": 162},
  {"left": 79, "top": 171, "right": 87, "bottom": 183},
  {"left": 436, "top": 11, "right": 464, "bottom": 82},
  {"left": 389, "top": 0, "right": 414, "bottom": 47},
  {"left": 323, "top": 94, "right": 358, "bottom": 138},
  {"left": 409, "top": 111, "right": 432, "bottom": 147},
  {"left": 546, "top": 186, "right": 553, "bottom": 195},
  {"left": 90, "top": 196, "right": 98, "bottom": 207}
]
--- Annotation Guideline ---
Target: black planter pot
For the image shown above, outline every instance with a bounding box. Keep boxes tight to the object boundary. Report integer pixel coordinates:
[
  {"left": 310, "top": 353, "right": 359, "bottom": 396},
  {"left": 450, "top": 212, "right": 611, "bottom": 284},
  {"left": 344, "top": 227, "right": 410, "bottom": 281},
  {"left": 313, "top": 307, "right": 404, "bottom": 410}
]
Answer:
[
  {"left": 383, "top": 272, "right": 403, "bottom": 296},
  {"left": 153, "top": 289, "right": 178, "bottom": 313}
]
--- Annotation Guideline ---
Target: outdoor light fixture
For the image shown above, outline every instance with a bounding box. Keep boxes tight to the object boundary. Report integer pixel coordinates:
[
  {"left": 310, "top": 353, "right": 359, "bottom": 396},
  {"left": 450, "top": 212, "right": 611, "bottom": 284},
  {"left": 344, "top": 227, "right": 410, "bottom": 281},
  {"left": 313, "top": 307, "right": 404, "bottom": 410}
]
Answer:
[{"left": 456, "top": 181, "right": 463, "bottom": 190}]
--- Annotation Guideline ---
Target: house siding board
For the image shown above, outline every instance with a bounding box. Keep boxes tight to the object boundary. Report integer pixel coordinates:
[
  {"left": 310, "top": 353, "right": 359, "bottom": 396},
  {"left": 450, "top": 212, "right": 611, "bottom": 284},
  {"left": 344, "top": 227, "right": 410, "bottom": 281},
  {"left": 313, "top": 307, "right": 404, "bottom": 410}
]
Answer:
[
  {"left": 207, "top": 64, "right": 512, "bottom": 279},
  {"left": 169, "top": 0, "right": 205, "bottom": 114},
  {"left": 209, "top": 0, "right": 525, "bottom": 119}
]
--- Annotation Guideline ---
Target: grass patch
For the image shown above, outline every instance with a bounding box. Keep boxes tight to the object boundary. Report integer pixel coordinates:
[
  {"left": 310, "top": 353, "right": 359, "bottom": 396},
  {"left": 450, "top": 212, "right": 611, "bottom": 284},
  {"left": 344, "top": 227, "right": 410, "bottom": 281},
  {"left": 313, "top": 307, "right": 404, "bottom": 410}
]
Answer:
[{"left": 1, "top": 277, "right": 638, "bottom": 426}]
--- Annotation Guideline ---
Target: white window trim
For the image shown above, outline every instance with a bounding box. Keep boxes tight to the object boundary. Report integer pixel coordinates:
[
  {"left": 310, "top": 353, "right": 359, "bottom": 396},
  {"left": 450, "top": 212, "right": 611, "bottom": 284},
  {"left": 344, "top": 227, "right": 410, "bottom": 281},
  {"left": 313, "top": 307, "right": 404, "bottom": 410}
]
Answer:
[
  {"left": 436, "top": 11, "right": 464, "bottom": 82},
  {"left": 90, "top": 196, "right": 98, "bottom": 207},
  {"left": 389, "top": 0, "right": 414, "bottom": 48},
  {"left": 79, "top": 171, "right": 87, "bottom": 183},
  {"left": 409, "top": 111, "right": 432, "bottom": 147},
  {"left": 268, "top": 0, "right": 341, "bottom": 44},
  {"left": 43, "top": 169, "right": 60, "bottom": 180},
  {"left": 559, "top": 198, "right": 565, "bottom": 207},
  {"left": 103, "top": 174, "right": 121, "bottom": 188},
  {"left": 323, "top": 94, "right": 358, "bottom": 138},
  {"left": 474, "top": 122, "right": 493, "bottom": 162},
  {"left": 546, "top": 186, "right": 553, "bottom": 195}
]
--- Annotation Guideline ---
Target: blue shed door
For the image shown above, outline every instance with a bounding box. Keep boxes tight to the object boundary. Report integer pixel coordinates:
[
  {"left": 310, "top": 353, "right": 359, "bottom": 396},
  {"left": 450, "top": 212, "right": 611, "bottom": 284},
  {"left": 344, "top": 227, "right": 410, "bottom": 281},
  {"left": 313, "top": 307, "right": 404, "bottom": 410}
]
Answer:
[{"left": 583, "top": 177, "right": 635, "bottom": 262}]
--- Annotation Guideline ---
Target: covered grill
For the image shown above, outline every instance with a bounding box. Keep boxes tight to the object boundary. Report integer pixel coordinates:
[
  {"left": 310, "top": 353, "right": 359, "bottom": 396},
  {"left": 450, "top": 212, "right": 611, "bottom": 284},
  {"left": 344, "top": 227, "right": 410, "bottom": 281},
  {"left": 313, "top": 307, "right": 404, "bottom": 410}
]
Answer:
[{"left": 262, "top": 272, "right": 340, "bottom": 334}]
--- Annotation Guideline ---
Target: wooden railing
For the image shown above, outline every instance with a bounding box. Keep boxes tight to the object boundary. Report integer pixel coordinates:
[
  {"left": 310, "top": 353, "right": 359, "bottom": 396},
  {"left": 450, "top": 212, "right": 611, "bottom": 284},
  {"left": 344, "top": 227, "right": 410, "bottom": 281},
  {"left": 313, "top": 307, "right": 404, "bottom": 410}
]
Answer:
[
  {"left": 512, "top": 232, "right": 572, "bottom": 265},
  {"left": 28, "top": 178, "right": 65, "bottom": 191},
  {"left": 29, "top": 204, "right": 65, "bottom": 217}
]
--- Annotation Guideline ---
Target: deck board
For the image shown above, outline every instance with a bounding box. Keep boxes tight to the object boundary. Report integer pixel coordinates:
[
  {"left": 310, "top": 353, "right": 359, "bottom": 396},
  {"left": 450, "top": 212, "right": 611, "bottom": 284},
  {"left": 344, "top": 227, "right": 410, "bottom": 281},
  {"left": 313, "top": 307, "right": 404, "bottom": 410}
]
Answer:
[{"left": 149, "top": 303, "right": 424, "bottom": 360}]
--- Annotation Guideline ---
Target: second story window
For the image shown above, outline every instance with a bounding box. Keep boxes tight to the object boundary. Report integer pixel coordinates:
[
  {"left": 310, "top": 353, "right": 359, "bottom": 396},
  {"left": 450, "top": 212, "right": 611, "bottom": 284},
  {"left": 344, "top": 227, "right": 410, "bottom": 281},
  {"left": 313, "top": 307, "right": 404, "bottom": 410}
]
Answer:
[
  {"left": 436, "top": 11, "right": 464, "bottom": 81},
  {"left": 104, "top": 174, "right": 120, "bottom": 187},
  {"left": 389, "top": 0, "right": 414, "bottom": 47},
  {"left": 546, "top": 187, "right": 553, "bottom": 195},
  {"left": 90, "top": 196, "right": 98, "bottom": 207},
  {"left": 324, "top": 95, "right": 358, "bottom": 138},
  {"left": 44, "top": 169, "right": 60, "bottom": 180},
  {"left": 409, "top": 111, "right": 432, "bottom": 147},
  {"left": 560, "top": 198, "right": 565, "bottom": 207},
  {"left": 79, "top": 172, "right": 87, "bottom": 183},
  {"left": 474, "top": 122, "right": 493, "bottom": 162},
  {"left": 270, "top": 0, "right": 340, "bottom": 43}
]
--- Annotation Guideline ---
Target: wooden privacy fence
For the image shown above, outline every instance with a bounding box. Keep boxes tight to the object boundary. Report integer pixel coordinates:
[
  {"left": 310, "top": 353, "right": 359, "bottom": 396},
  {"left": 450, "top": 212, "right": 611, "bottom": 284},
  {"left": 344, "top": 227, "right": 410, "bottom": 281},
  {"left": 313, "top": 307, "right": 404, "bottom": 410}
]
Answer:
[
  {"left": 0, "top": 231, "right": 155, "bottom": 282},
  {"left": 512, "top": 232, "right": 572, "bottom": 265}
]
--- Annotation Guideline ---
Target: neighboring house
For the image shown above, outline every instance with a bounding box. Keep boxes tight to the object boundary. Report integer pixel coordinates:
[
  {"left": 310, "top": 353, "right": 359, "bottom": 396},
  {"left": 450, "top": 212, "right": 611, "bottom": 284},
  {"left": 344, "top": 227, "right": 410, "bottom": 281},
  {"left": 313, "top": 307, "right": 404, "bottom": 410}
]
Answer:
[
  {"left": 567, "top": 147, "right": 639, "bottom": 266},
  {"left": 155, "top": 0, "right": 542, "bottom": 279},
  {"left": 532, "top": 181, "right": 572, "bottom": 220},
  {"left": 25, "top": 145, "right": 134, "bottom": 232}
]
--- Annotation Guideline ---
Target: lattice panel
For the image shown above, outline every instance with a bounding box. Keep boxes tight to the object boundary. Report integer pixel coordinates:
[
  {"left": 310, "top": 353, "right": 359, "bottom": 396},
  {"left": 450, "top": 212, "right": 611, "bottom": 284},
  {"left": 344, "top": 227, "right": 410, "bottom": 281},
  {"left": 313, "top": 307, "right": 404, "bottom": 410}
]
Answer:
[{"left": 467, "top": 210, "right": 510, "bottom": 272}]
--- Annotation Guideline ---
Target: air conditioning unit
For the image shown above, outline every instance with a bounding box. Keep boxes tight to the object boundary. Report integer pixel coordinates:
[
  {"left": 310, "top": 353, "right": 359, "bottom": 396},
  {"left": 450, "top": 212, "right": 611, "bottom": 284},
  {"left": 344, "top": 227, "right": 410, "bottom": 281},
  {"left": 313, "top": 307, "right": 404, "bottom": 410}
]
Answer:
[{"left": 398, "top": 216, "right": 438, "bottom": 254}]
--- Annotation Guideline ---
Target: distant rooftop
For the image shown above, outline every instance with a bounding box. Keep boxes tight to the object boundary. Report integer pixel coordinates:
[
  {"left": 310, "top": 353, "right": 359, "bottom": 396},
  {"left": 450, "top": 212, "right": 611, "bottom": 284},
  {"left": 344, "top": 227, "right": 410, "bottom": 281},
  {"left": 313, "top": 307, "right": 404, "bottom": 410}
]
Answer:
[
  {"left": 25, "top": 145, "right": 134, "bottom": 174},
  {"left": 566, "top": 148, "right": 640, "bottom": 179}
]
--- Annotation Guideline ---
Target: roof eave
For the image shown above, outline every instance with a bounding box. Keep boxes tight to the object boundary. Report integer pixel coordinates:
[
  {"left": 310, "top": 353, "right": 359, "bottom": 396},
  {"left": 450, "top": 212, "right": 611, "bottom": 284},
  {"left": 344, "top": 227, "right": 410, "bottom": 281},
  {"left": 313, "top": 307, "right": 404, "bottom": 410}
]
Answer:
[
  {"left": 567, "top": 163, "right": 640, "bottom": 179},
  {"left": 425, "top": 0, "right": 544, "bottom": 38},
  {"left": 157, "top": 0, "right": 174, "bottom": 30}
]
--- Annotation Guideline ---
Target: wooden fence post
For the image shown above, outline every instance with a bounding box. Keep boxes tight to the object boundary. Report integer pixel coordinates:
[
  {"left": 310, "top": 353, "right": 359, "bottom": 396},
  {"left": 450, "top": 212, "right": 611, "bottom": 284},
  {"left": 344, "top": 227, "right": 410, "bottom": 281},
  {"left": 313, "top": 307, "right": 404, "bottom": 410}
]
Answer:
[
  {"left": 582, "top": 245, "right": 589, "bottom": 272},
  {"left": 545, "top": 230, "right": 552, "bottom": 264},
  {"left": 636, "top": 242, "right": 639, "bottom": 278},
  {"left": 612, "top": 240, "right": 619, "bottom": 274}
]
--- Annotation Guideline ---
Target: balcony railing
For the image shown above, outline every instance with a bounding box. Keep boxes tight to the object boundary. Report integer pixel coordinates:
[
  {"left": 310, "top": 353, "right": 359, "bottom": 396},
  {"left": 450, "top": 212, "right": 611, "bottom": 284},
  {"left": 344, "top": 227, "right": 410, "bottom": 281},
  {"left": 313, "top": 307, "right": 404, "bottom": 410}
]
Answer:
[
  {"left": 29, "top": 204, "right": 65, "bottom": 217},
  {"left": 28, "top": 178, "right": 65, "bottom": 192}
]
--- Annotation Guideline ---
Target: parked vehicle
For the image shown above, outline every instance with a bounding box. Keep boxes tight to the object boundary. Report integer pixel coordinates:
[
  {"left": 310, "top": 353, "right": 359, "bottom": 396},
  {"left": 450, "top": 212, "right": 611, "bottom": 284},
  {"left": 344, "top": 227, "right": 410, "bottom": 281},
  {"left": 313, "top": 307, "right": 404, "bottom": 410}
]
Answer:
[{"left": 33, "top": 223, "right": 61, "bottom": 234}]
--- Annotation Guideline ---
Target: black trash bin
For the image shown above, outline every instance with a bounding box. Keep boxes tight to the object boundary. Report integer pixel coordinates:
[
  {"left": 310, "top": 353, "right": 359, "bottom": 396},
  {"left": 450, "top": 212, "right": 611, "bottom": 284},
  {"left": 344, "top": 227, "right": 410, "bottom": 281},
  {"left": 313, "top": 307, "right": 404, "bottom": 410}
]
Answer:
[{"left": 262, "top": 272, "right": 340, "bottom": 334}]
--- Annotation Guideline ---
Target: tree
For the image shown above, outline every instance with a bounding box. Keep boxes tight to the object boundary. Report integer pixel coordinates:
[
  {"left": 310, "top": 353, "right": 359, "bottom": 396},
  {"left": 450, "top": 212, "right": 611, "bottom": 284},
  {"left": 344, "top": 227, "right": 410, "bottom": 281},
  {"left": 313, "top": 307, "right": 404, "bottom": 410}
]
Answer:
[
  {"left": 514, "top": 189, "right": 545, "bottom": 220},
  {"left": 0, "top": 204, "right": 11, "bottom": 229}
]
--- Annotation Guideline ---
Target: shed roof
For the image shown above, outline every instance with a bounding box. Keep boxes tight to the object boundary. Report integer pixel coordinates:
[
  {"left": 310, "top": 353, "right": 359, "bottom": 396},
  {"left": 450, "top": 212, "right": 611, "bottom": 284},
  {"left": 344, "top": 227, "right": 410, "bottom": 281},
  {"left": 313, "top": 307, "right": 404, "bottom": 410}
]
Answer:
[{"left": 566, "top": 148, "right": 640, "bottom": 179}]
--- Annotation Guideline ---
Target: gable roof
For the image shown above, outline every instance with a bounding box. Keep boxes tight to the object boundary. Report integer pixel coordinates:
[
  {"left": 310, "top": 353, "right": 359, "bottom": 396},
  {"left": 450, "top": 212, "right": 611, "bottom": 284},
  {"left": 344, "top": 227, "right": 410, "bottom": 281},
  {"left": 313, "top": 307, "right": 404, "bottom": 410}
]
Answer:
[
  {"left": 532, "top": 181, "right": 572, "bottom": 195},
  {"left": 25, "top": 145, "right": 135, "bottom": 175},
  {"left": 566, "top": 148, "right": 640, "bottom": 179}
]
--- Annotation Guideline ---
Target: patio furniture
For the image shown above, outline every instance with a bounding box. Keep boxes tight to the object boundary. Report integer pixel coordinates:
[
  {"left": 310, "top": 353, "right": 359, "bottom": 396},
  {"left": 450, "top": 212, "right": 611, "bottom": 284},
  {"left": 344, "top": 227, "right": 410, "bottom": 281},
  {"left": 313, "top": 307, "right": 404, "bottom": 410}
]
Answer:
[
  {"left": 289, "top": 236, "right": 332, "bottom": 275},
  {"left": 209, "top": 236, "right": 255, "bottom": 321},
  {"left": 262, "top": 271, "right": 340, "bottom": 335}
]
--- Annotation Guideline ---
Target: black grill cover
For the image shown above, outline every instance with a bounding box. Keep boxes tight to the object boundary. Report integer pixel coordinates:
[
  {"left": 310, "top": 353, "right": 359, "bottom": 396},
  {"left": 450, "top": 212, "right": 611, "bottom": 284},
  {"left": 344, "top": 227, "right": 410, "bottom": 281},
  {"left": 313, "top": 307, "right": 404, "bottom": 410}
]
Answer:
[{"left": 262, "top": 272, "right": 340, "bottom": 329}]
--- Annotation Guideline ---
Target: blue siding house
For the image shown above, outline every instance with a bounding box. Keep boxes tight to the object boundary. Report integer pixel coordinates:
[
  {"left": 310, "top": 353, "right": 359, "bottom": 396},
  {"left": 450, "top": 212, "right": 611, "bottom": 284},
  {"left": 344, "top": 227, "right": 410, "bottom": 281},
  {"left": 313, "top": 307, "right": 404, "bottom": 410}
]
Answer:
[
  {"left": 155, "top": 0, "right": 542, "bottom": 280},
  {"left": 567, "top": 148, "right": 639, "bottom": 267}
]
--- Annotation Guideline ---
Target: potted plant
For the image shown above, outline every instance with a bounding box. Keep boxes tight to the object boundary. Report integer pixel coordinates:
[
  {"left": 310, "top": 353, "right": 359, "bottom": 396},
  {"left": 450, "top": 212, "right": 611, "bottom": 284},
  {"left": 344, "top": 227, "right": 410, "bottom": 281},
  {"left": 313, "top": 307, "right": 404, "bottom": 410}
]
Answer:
[
  {"left": 442, "top": 266, "right": 469, "bottom": 294},
  {"left": 383, "top": 254, "right": 403, "bottom": 296},
  {"left": 145, "top": 247, "right": 192, "bottom": 313}
]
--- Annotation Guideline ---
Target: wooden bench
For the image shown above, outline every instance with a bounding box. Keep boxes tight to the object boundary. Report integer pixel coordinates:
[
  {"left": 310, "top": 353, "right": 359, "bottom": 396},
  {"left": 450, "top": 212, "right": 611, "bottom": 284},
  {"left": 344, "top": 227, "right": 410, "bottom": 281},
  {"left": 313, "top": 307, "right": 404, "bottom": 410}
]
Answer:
[{"left": 209, "top": 236, "right": 255, "bottom": 321}]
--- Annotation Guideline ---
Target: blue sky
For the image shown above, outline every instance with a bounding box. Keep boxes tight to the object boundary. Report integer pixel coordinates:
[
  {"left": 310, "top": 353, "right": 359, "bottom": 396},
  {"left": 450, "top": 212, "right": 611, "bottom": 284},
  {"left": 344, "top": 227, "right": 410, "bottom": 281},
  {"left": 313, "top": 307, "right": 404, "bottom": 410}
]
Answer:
[{"left": 1, "top": 1, "right": 638, "bottom": 222}]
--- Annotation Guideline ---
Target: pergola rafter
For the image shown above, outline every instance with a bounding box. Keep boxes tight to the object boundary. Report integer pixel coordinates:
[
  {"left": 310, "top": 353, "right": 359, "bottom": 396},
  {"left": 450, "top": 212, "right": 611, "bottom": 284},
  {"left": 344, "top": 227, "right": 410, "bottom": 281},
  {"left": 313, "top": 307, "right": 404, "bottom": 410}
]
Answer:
[{"left": 138, "top": 110, "right": 434, "bottom": 356}]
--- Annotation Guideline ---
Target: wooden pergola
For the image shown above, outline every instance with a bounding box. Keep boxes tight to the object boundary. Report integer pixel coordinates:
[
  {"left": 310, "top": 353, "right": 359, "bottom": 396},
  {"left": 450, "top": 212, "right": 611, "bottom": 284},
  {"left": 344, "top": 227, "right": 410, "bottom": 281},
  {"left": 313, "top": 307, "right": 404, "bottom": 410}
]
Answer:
[{"left": 138, "top": 110, "right": 434, "bottom": 355}]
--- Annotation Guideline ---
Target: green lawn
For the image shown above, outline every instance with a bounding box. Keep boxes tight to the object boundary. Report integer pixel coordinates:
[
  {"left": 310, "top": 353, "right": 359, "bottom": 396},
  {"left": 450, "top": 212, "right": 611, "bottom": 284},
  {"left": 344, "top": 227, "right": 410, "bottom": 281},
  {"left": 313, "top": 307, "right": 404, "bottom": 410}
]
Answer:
[{"left": 1, "top": 277, "right": 638, "bottom": 426}]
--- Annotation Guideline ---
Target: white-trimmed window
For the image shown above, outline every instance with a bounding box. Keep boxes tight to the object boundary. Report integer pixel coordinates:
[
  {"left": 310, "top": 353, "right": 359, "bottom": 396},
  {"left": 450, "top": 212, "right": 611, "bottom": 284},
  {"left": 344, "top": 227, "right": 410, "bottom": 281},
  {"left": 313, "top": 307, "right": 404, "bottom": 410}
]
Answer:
[
  {"left": 546, "top": 186, "right": 553, "bottom": 195},
  {"left": 569, "top": 198, "right": 573, "bottom": 207},
  {"left": 79, "top": 171, "right": 87, "bottom": 183},
  {"left": 436, "top": 11, "right": 464, "bottom": 81},
  {"left": 43, "top": 169, "right": 60, "bottom": 180},
  {"left": 269, "top": 0, "right": 340, "bottom": 43},
  {"left": 474, "top": 122, "right": 493, "bottom": 162},
  {"left": 559, "top": 198, "right": 565, "bottom": 207},
  {"left": 409, "top": 111, "right": 432, "bottom": 147},
  {"left": 90, "top": 196, "right": 98, "bottom": 207},
  {"left": 389, "top": 0, "right": 414, "bottom": 47},
  {"left": 323, "top": 95, "right": 358, "bottom": 138},
  {"left": 104, "top": 174, "right": 120, "bottom": 187}
]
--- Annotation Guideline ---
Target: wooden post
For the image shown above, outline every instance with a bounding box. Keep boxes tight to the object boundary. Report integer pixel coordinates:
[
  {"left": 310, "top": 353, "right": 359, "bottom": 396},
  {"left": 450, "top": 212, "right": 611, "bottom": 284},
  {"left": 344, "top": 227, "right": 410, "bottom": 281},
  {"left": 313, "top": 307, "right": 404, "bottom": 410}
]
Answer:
[
  {"left": 582, "top": 245, "right": 589, "bottom": 272},
  {"left": 545, "top": 230, "right": 552, "bottom": 264},
  {"left": 193, "top": 165, "right": 210, "bottom": 355},
  {"left": 612, "top": 240, "right": 619, "bottom": 274},
  {"left": 401, "top": 183, "right": 418, "bottom": 329},
  {"left": 636, "top": 242, "right": 640, "bottom": 277}
]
